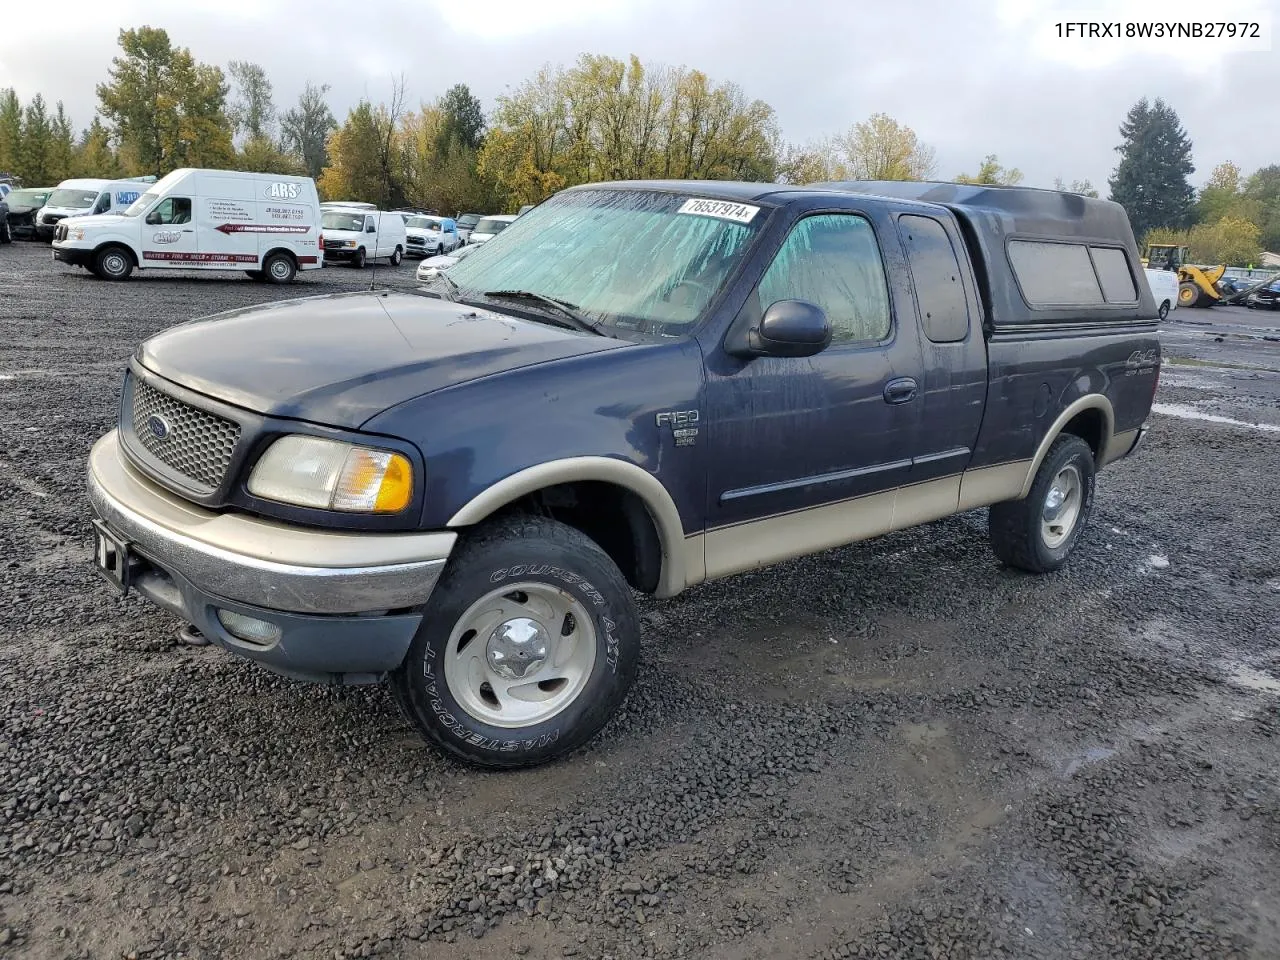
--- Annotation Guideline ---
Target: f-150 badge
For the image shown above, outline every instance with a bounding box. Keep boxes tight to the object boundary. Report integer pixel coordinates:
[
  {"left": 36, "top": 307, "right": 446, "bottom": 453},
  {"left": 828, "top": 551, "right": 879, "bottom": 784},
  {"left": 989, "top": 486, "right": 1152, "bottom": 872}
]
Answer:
[{"left": 656, "top": 410, "right": 699, "bottom": 447}]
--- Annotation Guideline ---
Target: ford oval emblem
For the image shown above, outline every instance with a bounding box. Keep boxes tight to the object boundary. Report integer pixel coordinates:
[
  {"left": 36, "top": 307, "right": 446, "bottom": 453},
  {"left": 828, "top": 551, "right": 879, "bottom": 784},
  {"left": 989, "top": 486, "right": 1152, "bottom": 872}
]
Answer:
[{"left": 147, "top": 414, "right": 171, "bottom": 442}]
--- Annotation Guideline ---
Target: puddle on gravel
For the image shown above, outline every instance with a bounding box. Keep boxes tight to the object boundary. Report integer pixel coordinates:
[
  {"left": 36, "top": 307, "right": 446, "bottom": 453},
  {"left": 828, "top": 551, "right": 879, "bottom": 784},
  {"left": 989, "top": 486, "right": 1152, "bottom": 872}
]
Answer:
[
  {"left": 1227, "top": 665, "right": 1280, "bottom": 696},
  {"left": 1059, "top": 746, "right": 1116, "bottom": 779},
  {"left": 1151, "top": 403, "right": 1280, "bottom": 433}
]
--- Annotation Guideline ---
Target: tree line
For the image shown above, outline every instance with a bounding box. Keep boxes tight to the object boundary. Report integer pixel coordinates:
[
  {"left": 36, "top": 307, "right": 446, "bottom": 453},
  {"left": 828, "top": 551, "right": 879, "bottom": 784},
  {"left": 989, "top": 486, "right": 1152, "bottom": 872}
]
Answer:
[{"left": 0, "top": 26, "right": 1274, "bottom": 265}]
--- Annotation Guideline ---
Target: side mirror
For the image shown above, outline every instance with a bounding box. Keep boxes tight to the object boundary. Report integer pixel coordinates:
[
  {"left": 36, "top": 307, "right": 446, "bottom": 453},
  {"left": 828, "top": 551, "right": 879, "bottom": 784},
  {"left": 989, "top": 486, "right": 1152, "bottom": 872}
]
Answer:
[
  {"left": 145, "top": 211, "right": 160, "bottom": 225},
  {"left": 734, "top": 299, "right": 832, "bottom": 359}
]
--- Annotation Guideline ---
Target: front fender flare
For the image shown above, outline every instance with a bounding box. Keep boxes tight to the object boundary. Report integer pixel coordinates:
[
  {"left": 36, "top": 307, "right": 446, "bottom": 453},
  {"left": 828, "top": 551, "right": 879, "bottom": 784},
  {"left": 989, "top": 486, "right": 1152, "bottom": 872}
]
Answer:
[{"left": 447, "top": 457, "right": 698, "bottom": 598}]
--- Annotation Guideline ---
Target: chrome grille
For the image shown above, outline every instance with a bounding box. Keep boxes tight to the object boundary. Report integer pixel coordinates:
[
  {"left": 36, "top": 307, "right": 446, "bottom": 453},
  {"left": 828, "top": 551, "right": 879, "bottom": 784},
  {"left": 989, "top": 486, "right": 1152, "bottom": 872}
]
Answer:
[{"left": 129, "top": 378, "right": 240, "bottom": 490}]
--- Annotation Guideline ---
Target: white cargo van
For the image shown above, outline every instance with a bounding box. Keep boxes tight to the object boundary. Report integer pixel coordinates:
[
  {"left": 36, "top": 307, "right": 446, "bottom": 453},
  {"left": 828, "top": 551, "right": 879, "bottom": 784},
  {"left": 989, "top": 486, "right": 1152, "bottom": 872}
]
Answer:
[
  {"left": 320, "top": 207, "right": 406, "bottom": 269},
  {"left": 51, "top": 168, "right": 323, "bottom": 283},
  {"left": 1143, "top": 267, "right": 1179, "bottom": 320},
  {"left": 35, "top": 177, "right": 156, "bottom": 241}
]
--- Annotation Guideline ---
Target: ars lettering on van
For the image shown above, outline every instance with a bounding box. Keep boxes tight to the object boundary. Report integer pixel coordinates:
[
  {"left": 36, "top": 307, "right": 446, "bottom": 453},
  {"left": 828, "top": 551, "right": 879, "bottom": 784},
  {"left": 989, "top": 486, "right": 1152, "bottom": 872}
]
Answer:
[{"left": 265, "top": 182, "right": 302, "bottom": 200}]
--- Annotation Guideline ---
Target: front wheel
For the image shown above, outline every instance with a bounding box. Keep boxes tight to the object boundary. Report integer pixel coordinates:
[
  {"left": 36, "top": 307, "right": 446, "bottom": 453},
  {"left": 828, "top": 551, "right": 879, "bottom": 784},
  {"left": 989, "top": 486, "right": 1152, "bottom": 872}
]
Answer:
[
  {"left": 1158, "top": 300, "right": 1170, "bottom": 320},
  {"left": 390, "top": 246, "right": 403, "bottom": 266},
  {"left": 1177, "top": 281, "right": 1201, "bottom": 308},
  {"left": 0, "top": 220, "right": 11, "bottom": 244},
  {"left": 352, "top": 247, "right": 366, "bottom": 269},
  {"left": 988, "top": 434, "right": 1095, "bottom": 574},
  {"left": 390, "top": 517, "right": 641, "bottom": 769},
  {"left": 93, "top": 246, "right": 133, "bottom": 281}
]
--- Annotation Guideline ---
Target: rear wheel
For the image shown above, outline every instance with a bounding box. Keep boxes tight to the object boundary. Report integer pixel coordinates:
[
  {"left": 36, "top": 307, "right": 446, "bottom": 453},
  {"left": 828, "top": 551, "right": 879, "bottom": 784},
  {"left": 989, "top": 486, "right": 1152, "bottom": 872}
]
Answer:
[
  {"left": 93, "top": 245, "right": 133, "bottom": 281},
  {"left": 390, "top": 246, "right": 403, "bottom": 266},
  {"left": 390, "top": 517, "right": 641, "bottom": 769},
  {"left": 262, "top": 252, "right": 296, "bottom": 284},
  {"left": 988, "top": 434, "right": 1095, "bottom": 574}
]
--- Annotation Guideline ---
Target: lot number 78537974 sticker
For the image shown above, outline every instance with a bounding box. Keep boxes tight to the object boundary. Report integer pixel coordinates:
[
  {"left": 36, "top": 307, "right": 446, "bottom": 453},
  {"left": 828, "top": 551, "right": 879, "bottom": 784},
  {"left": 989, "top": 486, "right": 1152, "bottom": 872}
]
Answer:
[{"left": 677, "top": 198, "right": 760, "bottom": 224}]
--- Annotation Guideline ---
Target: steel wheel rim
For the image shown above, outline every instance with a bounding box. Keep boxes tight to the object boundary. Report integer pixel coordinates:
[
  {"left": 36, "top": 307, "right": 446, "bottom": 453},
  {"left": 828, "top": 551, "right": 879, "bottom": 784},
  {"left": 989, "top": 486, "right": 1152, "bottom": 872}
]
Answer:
[
  {"left": 1041, "top": 465, "right": 1082, "bottom": 549},
  {"left": 443, "top": 581, "right": 597, "bottom": 729},
  {"left": 270, "top": 259, "right": 290, "bottom": 280},
  {"left": 103, "top": 253, "right": 126, "bottom": 276}
]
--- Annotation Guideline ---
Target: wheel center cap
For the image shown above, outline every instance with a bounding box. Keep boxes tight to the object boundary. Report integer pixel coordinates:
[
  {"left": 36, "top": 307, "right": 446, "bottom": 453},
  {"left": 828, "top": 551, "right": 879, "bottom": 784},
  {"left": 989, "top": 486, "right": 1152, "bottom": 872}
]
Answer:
[
  {"left": 486, "top": 617, "right": 550, "bottom": 679},
  {"left": 1043, "top": 485, "right": 1067, "bottom": 522}
]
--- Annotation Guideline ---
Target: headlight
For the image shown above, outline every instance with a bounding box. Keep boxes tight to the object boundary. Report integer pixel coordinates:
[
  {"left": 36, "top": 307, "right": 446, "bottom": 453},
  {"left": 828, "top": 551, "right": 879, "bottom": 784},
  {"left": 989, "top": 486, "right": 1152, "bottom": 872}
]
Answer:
[
  {"left": 71, "top": 228, "right": 85, "bottom": 241},
  {"left": 247, "top": 436, "right": 413, "bottom": 513},
  {"left": 343, "top": 240, "right": 356, "bottom": 248}
]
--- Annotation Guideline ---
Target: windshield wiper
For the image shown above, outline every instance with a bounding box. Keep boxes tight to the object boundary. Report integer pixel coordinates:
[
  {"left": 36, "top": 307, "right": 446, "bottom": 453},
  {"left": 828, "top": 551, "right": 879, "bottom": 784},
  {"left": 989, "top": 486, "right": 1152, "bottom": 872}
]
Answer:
[{"left": 483, "top": 290, "right": 607, "bottom": 336}]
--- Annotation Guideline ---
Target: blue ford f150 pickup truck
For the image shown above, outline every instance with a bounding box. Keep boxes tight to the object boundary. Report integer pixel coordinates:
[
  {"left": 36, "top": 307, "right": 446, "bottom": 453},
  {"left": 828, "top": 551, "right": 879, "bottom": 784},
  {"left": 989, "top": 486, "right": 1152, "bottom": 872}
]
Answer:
[{"left": 86, "top": 179, "right": 1160, "bottom": 768}]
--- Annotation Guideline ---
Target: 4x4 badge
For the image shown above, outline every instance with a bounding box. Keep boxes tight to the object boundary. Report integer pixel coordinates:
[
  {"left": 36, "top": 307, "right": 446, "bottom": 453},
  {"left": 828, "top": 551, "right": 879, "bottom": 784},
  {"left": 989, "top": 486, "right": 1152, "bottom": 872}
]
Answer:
[{"left": 656, "top": 410, "right": 699, "bottom": 447}]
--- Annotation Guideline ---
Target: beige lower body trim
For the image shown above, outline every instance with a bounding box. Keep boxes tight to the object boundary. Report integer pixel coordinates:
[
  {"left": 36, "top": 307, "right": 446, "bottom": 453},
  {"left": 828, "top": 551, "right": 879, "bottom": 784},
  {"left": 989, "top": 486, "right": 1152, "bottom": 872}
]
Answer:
[
  {"left": 1101, "top": 428, "right": 1138, "bottom": 467},
  {"left": 957, "top": 460, "right": 1032, "bottom": 511},
  {"left": 701, "top": 475, "right": 968, "bottom": 582}
]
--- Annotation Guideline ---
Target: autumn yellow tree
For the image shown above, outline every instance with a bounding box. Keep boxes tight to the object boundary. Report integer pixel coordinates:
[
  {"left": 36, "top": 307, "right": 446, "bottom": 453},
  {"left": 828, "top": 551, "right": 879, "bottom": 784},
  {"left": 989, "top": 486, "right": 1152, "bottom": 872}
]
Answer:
[
  {"left": 825, "top": 114, "right": 936, "bottom": 181},
  {"left": 956, "top": 154, "right": 1023, "bottom": 186}
]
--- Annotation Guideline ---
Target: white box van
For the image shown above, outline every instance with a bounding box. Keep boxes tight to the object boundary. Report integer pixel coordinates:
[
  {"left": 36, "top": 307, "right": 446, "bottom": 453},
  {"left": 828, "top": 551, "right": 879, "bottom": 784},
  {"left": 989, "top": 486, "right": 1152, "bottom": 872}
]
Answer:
[
  {"left": 35, "top": 177, "right": 156, "bottom": 241},
  {"left": 1143, "top": 267, "right": 1179, "bottom": 320},
  {"left": 51, "top": 168, "right": 323, "bottom": 283},
  {"left": 320, "top": 207, "right": 407, "bottom": 269}
]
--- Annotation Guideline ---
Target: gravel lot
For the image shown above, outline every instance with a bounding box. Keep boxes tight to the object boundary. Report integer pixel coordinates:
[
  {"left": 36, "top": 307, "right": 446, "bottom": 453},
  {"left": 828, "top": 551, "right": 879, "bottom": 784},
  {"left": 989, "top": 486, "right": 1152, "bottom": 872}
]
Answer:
[{"left": 2, "top": 242, "right": 1279, "bottom": 960}]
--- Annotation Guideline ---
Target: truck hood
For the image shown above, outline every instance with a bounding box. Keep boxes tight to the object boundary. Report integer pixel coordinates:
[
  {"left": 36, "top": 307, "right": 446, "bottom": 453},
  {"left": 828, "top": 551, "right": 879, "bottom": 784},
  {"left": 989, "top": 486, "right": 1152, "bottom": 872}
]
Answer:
[
  {"left": 137, "top": 291, "right": 628, "bottom": 429},
  {"left": 65, "top": 213, "right": 128, "bottom": 229}
]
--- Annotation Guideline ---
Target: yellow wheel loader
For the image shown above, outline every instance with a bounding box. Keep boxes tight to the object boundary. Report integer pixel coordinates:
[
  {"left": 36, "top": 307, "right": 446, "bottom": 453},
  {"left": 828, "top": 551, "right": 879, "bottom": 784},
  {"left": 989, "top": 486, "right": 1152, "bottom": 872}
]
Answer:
[{"left": 1142, "top": 244, "right": 1225, "bottom": 308}]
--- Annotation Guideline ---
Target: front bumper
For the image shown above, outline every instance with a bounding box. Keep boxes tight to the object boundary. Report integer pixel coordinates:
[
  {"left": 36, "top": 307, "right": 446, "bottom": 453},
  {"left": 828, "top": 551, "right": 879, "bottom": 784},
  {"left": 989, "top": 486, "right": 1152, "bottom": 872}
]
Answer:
[
  {"left": 86, "top": 430, "right": 456, "bottom": 682},
  {"left": 53, "top": 245, "right": 92, "bottom": 267}
]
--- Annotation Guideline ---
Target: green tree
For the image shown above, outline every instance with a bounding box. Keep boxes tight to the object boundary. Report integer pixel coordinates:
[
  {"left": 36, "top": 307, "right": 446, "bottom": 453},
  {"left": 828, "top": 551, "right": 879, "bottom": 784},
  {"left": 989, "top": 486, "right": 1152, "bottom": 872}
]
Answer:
[
  {"left": 437, "top": 83, "right": 485, "bottom": 154},
  {"left": 1108, "top": 97, "right": 1195, "bottom": 239},
  {"left": 1242, "top": 165, "right": 1280, "bottom": 251},
  {"left": 317, "top": 101, "right": 386, "bottom": 202},
  {"left": 238, "top": 134, "right": 304, "bottom": 175},
  {"left": 281, "top": 82, "right": 336, "bottom": 179},
  {"left": 74, "top": 118, "right": 121, "bottom": 178},
  {"left": 97, "top": 26, "right": 233, "bottom": 176},
  {"left": 17, "top": 95, "right": 52, "bottom": 185},
  {"left": 1188, "top": 216, "right": 1262, "bottom": 266},
  {"left": 227, "top": 60, "right": 274, "bottom": 143},
  {"left": 0, "top": 88, "right": 21, "bottom": 176},
  {"left": 48, "top": 102, "right": 76, "bottom": 183},
  {"left": 956, "top": 154, "right": 1023, "bottom": 185}
]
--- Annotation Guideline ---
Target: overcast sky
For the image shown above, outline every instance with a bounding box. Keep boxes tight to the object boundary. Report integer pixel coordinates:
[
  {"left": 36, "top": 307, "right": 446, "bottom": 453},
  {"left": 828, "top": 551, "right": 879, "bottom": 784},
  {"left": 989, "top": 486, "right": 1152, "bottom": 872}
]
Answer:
[{"left": 2, "top": 0, "right": 1275, "bottom": 191}]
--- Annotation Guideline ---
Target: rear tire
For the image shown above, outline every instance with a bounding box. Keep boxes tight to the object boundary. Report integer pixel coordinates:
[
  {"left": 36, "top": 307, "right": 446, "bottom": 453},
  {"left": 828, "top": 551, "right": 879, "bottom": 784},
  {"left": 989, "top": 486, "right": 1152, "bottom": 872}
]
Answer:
[
  {"left": 262, "top": 252, "right": 296, "bottom": 284},
  {"left": 390, "top": 516, "right": 641, "bottom": 769},
  {"left": 988, "top": 434, "right": 1095, "bottom": 574},
  {"left": 1177, "top": 281, "right": 1201, "bottom": 308},
  {"left": 93, "top": 245, "right": 133, "bottom": 281}
]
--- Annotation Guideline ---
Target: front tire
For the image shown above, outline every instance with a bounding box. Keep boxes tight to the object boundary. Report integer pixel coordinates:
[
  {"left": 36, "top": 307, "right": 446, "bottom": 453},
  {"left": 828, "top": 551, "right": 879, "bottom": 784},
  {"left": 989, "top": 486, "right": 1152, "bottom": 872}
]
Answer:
[
  {"left": 988, "top": 434, "right": 1095, "bottom": 574},
  {"left": 391, "top": 517, "right": 641, "bottom": 769},
  {"left": 390, "top": 246, "right": 403, "bottom": 266},
  {"left": 0, "top": 220, "right": 11, "bottom": 244},
  {"left": 352, "top": 247, "right": 366, "bottom": 269},
  {"left": 93, "top": 245, "right": 133, "bottom": 281},
  {"left": 1158, "top": 299, "right": 1170, "bottom": 320}
]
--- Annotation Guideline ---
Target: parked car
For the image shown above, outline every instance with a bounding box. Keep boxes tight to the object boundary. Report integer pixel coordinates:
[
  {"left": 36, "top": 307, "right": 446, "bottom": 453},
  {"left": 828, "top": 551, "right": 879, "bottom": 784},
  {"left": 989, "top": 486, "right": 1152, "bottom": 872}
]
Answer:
[
  {"left": 36, "top": 177, "right": 155, "bottom": 241},
  {"left": 52, "top": 168, "right": 323, "bottom": 282},
  {"left": 456, "top": 212, "right": 484, "bottom": 244},
  {"left": 85, "top": 179, "right": 1158, "bottom": 770},
  {"left": 3, "top": 187, "right": 52, "bottom": 239},
  {"left": 467, "top": 214, "right": 517, "bottom": 245},
  {"left": 321, "top": 208, "right": 406, "bottom": 268},
  {"left": 414, "top": 241, "right": 478, "bottom": 281},
  {"left": 0, "top": 195, "right": 10, "bottom": 243},
  {"left": 1246, "top": 280, "right": 1280, "bottom": 310},
  {"left": 1143, "top": 267, "right": 1178, "bottom": 320},
  {"left": 404, "top": 215, "right": 461, "bottom": 258}
]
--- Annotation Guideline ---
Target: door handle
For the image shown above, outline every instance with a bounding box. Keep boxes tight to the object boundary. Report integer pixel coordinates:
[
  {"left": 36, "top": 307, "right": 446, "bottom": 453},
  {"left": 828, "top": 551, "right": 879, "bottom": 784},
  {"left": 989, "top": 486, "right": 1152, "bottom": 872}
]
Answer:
[
  {"left": 883, "top": 377, "right": 918, "bottom": 404},
  {"left": 181, "top": 229, "right": 194, "bottom": 233}
]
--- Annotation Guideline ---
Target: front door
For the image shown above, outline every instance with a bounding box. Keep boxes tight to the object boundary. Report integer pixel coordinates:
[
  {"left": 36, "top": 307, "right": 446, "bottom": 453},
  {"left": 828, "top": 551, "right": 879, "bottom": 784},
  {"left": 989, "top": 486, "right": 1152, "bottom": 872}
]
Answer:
[
  {"left": 140, "top": 196, "right": 198, "bottom": 268},
  {"left": 702, "top": 208, "right": 925, "bottom": 579}
]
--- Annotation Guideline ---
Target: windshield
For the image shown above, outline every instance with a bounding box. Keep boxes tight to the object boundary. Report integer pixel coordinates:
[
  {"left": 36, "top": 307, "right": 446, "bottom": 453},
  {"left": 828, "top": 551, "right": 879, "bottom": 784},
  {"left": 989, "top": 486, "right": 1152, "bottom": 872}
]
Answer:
[
  {"left": 458, "top": 214, "right": 482, "bottom": 227},
  {"left": 407, "top": 216, "right": 441, "bottom": 230},
  {"left": 123, "top": 190, "right": 162, "bottom": 217},
  {"left": 322, "top": 211, "right": 367, "bottom": 232},
  {"left": 8, "top": 189, "right": 50, "bottom": 207},
  {"left": 47, "top": 188, "right": 99, "bottom": 209},
  {"left": 474, "top": 218, "right": 510, "bottom": 234},
  {"left": 441, "top": 189, "right": 767, "bottom": 335}
]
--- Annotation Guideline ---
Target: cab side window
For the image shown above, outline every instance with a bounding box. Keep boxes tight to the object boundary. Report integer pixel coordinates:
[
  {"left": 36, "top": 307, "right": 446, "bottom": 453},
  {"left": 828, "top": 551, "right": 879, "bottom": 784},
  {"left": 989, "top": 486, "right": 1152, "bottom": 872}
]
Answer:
[
  {"left": 756, "top": 214, "right": 892, "bottom": 344},
  {"left": 146, "top": 197, "right": 192, "bottom": 225},
  {"left": 91, "top": 193, "right": 111, "bottom": 215}
]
